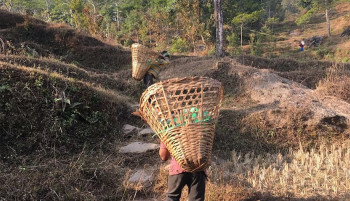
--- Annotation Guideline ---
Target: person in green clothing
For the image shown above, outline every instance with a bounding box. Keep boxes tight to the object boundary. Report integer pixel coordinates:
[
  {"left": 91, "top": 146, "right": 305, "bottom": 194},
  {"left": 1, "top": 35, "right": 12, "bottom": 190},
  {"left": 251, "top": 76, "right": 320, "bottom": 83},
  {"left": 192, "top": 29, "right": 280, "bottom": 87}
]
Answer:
[{"left": 143, "top": 51, "right": 170, "bottom": 88}]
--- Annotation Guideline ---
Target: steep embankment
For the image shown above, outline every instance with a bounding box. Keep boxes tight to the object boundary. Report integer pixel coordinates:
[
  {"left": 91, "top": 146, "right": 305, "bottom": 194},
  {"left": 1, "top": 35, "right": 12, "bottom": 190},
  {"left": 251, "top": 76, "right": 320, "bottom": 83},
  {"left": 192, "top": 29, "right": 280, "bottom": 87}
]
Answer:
[
  {"left": 0, "top": 9, "right": 131, "bottom": 72},
  {"left": 0, "top": 54, "right": 142, "bottom": 99},
  {"left": 0, "top": 60, "right": 143, "bottom": 199},
  {"left": 0, "top": 10, "right": 151, "bottom": 200},
  {"left": 0, "top": 60, "right": 135, "bottom": 155}
]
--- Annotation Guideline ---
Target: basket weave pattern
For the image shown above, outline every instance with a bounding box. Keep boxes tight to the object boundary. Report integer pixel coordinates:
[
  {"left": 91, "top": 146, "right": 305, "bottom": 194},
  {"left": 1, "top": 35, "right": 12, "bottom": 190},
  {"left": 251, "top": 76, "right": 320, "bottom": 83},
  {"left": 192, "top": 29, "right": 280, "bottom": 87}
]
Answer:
[
  {"left": 131, "top": 43, "right": 159, "bottom": 81},
  {"left": 139, "top": 77, "right": 224, "bottom": 172}
]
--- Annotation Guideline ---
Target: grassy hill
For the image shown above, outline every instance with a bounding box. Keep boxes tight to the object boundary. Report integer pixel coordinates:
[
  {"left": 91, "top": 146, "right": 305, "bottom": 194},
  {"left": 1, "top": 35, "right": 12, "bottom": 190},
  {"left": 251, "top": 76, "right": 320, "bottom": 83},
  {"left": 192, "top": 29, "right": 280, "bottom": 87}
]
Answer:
[
  {"left": 0, "top": 9, "right": 147, "bottom": 200},
  {"left": 259, "top": 2, "right": 350, "bottom": 62},
  {"left": 0, "top": 6, "right": 350, "bottom": 200}
]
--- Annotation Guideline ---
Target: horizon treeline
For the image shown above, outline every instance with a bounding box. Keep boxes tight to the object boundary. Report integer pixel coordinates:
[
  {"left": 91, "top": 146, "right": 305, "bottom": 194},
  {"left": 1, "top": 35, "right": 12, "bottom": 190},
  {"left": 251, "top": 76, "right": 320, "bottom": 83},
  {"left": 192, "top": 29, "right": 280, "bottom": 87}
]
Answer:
[{"left": 0, "top": 0, "right": 345, "bottom": 54}]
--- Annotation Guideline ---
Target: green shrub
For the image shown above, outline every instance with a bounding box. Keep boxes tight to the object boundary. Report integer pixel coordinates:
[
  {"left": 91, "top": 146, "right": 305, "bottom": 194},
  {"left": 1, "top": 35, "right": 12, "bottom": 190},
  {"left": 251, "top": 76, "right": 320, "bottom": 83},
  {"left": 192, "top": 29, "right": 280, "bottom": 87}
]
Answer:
[
  {"left": 315, "top": 47, "right": 334, "bottom": 59},
  {"left": 227, "top": 46, "right": 243, "bottom": 56},
  {"left": 249, "top": 33, "right": 263, "bottom": 56},
  {"left": 171, "top": 37, "right": 189, "bottom": 53},
  {"left": 123, "top": 38, "right": 133, "bottom": 47},
  {"left": 227, "top": 33, "right": 242, "bottom": 55},
  {"left": 227, "top": 33, "right": 240, "bottom": 48},
  {"left": 208, "top": 46, "right": 216, "bottom": 56}
]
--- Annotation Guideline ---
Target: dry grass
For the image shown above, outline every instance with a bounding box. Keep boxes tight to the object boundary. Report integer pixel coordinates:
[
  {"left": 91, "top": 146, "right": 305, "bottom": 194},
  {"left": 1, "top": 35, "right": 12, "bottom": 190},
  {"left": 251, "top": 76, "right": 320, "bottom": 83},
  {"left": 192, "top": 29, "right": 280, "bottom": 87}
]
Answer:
[
  {"left": 150, "top": 164, "right": 251, "bottom": 201},
  {"left": 0, "top": 59, "right": 144, "bottom": 200},
  {"left": 0, "top": 55, "right": 143, "bottom": 100},
  {"left": 316, "top": 63, "right": 350, "bottom": 103},
  {"left": 0, "top": 10, "right": 131, "bottom": 72},
  {"left": 150, "top": 140, "right": 350, "bottom": 201},
  {"left": 0, "top": 37, "right": 4, "bottom": 53},
  {"left": 206, "top": 140, "right": 350, "bottom": 200},
  {"left": 0, "top": 61, "right": 135, "bottom": 105},
  {"left": 160, "top": 56, "right": 218, "bottom": 81},
  {"left": 0, "top": 150, "right": 129, "bottom": 200},
  {"left": 205, "top": 166, "right": 252, "bottom": 201},
  {"left": 247, "top": 2, "right": 350, "bottom": 63}
]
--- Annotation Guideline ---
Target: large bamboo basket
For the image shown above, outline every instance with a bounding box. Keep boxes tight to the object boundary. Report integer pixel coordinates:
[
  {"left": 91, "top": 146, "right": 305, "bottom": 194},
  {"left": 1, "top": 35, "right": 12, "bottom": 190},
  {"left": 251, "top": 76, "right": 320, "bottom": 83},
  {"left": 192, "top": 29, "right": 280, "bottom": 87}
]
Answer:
[
  {"left": 131, "top": 43, "right": 159, "bottom": 81},
  {"left": 139, "top": 77, "right": 224, "bottom": 172}
]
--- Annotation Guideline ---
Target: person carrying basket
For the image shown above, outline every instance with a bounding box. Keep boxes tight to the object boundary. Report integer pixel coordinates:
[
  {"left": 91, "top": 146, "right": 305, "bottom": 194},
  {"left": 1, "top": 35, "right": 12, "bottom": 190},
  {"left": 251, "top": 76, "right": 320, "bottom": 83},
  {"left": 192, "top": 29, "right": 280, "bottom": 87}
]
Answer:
[
  {"left": 159, "top": 142, "right": 207, "bottom": 201},
  {"left": 143, "top": 51, "right": 169, "bottom": 87},
  {"left": 134, "top": 77, "right": 223, "bottom": 201}
]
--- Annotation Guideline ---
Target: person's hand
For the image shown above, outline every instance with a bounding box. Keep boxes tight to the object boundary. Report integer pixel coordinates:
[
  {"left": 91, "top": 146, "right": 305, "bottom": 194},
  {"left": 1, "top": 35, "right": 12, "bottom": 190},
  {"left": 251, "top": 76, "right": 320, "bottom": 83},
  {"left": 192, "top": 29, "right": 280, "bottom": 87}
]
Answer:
[{"left": 132, "top": 110, "right": 142, "bottom": 117}]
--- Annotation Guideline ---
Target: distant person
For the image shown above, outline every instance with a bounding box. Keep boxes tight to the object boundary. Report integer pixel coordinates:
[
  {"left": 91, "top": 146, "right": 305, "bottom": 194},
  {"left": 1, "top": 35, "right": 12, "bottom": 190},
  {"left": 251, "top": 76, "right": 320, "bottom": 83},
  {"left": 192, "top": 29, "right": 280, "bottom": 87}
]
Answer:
[
  {"left": 143, "top": 51, "right": 169, "bottom": 88},
  {"left": 299, "top": 40, "right": 305, "bottom": 51},
  {"left": 159, "top": 142, "right": 206, "bottom": 201}
]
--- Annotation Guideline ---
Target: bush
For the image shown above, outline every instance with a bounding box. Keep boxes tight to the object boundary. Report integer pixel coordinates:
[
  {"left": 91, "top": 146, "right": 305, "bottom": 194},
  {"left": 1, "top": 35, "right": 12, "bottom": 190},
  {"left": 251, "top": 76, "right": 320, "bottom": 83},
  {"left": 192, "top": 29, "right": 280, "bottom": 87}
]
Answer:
[
  {"left": 170, "top": 37, "right": 189, "bottom": 53},
  {"left": 315, "top": 47, "right": 334, "bottom": 59},
  {"left": 249, "top": 33, "right": 263, "bottom": 56},
  {"left": 226, "top": 33, "right": 242, "bottom": 56},
  {"left": 207, "top": 46, "right": 216, "bottom": 56}
]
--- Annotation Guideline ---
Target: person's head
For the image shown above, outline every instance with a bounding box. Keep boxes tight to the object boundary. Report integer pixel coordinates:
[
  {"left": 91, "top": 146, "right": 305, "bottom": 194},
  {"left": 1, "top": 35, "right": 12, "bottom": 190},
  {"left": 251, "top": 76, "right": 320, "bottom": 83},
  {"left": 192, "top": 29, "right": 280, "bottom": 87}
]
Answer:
[{"left": 159, "top": 51, "right": 169, "bottom": 59}]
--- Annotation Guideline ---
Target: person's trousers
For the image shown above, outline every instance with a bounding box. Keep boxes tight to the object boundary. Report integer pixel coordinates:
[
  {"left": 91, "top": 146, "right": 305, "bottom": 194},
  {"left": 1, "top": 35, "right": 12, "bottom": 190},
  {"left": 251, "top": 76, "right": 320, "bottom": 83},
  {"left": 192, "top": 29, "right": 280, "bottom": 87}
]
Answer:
[
  {"left": 166, "top": 171, "right": 206, "bottom": 201},
  {"left": 143, "top": 73, "right": 154, "bottom": 88}
]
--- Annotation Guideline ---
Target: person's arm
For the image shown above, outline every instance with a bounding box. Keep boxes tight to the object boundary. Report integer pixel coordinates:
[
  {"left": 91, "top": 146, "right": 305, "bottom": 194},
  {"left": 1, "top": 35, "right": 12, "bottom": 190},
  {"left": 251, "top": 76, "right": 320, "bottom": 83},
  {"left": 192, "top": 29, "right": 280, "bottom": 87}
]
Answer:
[{"left": 159, "top": 142, "right": 170, "bottom": 161}]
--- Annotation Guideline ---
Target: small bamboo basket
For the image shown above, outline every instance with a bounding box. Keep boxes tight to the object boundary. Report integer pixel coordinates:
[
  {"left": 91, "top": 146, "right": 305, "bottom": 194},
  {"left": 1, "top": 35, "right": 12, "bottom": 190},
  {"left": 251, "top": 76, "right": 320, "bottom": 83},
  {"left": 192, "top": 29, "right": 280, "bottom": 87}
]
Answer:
[
  {"left": 139, "top": 77, "right": 224, "bottom": 172},
  {"left": 131, "top": 43, "right": 160, "bottom": 81}
]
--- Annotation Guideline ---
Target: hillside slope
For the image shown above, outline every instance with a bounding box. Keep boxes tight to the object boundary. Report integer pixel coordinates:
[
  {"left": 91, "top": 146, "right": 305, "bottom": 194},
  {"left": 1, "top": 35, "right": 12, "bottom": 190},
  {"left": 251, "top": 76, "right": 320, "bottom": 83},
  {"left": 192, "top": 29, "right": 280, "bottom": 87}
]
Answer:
[
  {"left": 0, "top": 61, "right": 140, "bottom": 200},
  {"left": 0, "top": 10, "right": 148, "bottom": 200},
  {"left": 1, "top": 9, "right": 350, "bottom": 201},
  {"left": 0, "top": 9, "right": 131, "bottom": 72},
  {"left": 258, "top": 2, "right": 350, "bottom": 62}
]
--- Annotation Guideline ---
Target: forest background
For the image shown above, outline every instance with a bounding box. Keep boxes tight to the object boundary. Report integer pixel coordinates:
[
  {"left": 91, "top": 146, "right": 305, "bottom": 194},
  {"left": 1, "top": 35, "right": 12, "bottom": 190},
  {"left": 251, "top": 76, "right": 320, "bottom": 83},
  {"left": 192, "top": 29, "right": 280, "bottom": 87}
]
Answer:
[{"left": 1, "top": 0, "right": 348, "bottom": 60}]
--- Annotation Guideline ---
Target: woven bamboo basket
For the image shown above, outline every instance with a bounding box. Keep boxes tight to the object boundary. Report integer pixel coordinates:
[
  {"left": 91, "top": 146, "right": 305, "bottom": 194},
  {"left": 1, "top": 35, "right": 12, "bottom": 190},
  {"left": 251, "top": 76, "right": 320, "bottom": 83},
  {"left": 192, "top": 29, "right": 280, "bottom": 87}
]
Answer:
[
  {"left": 139, "top": 77, "right": 224, "bottom": 172},
  {"left": 131, "top": 43, "right": 160, "bottom": 81}
]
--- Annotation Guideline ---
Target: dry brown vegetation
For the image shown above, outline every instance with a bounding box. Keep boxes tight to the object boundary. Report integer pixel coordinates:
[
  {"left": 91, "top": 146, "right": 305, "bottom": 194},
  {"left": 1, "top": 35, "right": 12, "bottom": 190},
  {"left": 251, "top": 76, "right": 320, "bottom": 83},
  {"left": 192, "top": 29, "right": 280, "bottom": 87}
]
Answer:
[
  {"left": 0, "top": 9, "right": 131, "bottom": 72},
  {"left": 235, "top": 55, "right": 350, "bottom": 89},
  {"left": 266, "top": 2, "right": 350, "bottom": 63},
  {"left": 0, "top": 62, "right": 139, "bottom": 200},
  {"left": 316, "top": 64, "right": 350, "bottom": 103},
  {"left": 0, "top": 55, "right": 142, "bottom": 99},
  {"left": 210, "top": 141, "right": 350, "bottom": 200},
  {"left": 1, "top": 8, "right": 350, "bottom": 201}
]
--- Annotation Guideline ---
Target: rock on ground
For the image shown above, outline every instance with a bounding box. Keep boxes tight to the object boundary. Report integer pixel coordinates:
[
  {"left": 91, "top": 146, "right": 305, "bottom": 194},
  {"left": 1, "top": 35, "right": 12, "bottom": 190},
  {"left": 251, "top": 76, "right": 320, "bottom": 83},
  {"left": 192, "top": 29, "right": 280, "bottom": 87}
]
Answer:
[
  {"left": 119, "top": 142, "right": 159, "bottom": 153},
  {"left": 240, "top": 66, "right": 350, "bottom": 133},
  {"left": 124, "top": 168, "right": 155, "bottom": 190}
]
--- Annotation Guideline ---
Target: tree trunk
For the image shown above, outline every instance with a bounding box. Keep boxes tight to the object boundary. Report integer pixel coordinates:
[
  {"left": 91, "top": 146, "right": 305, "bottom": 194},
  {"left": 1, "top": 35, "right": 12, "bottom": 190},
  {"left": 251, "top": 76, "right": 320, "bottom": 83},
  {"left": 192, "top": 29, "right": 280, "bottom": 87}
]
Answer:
[
  {"left": 115, "top": 1, "right": 120, "bottom": 31},
  {"left": 326, "top": 9, "right": 331, "bottom": 37},
  {"left": 149, "top": 29, "right": 152, "bottom": 45},
  {"left": 241, "top": 23, "right": 243, "bottom": 47},
  {"left": 176, "top": 15, "right": 179, "bottom": 35},
  {"left": 45, "top": 0, "right": 51, "bottom": 21},
  {"left": 89, "top": 0, "right": 96, "bottom": 13},
  {"left": 8, "top": 0, "right": 13, "bottom": 11},
  {"left": 214, "top": 0, "right": 223, "bottom": 57},
  {"left": 45, "top": 0, "right": 50, "bottom": 10}
]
